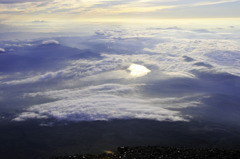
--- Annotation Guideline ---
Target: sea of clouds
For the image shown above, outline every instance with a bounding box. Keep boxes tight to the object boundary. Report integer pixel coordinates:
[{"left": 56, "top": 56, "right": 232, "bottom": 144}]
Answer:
[{"left": 0, "top": 23, "right": 240, "bottom": 124}]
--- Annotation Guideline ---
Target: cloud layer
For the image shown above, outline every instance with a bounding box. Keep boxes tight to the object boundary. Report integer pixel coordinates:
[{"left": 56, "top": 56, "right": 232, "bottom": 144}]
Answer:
[
  {"left": 14, "top": 84, "right": 197, "bottom": 122},
  {"left": 0, "top": 21, "right": 239, "bottom": 125}
]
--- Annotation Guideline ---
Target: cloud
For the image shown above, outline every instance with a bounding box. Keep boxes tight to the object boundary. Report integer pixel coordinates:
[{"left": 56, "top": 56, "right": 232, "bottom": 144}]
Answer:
[
  {"left": 144, "top": 39, "right": 240, "bottom": 55},
  {"left": 41, "top": 40, "right": 59, "bottom": 45},
  {"left": 31, "top": 20, "right": 48, "bottom": 23},
  {"left": 183, "top": 56, "right": 195, "bottom": 62},
  {"left": 1, "top": 72, "right": 54, "bottom": 85},
  {"left": 0, "top": 0, "right": 41, "bottom": 4},
  {"left": 143, "top": 39, "right": 240, "bottom": 76},
  {"left": 14, "top": 83, "right": 197, "bottom": 122},
  {"left": 0, "top": 0, "right": 48, "bottom": 3},
  {"left": 0, "top": 48, "right": 5, "bottom": 53},
  {"left": 192, "top": 0, "right": 240, "bottom": 7},
  {"left": 193, "top": 62, "right": 213, "bottom": 68},
  {"left": 1, "top": 25, "right": 239, "bottom": 89},
  {"left": 205, "top": 51, "right": 240, "bottom": 66},
  {"left": 13, "top": 112, "right": 48, "bottom": 121},
  {"left": 0, "top": 54, "right": 121, "bottom": 85},
  {"left": 0, "top": 0, "right": 239, "bottom": 23},
  {"left": 0, "top": 22, "right": 238, "bottom": 131},
  {"left": 1, "top": 69, "right": 70, "bottom": 85}
]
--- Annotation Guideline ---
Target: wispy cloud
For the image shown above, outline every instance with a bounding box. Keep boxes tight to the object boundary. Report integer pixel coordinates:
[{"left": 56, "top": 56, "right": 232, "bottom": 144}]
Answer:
[
  {"left": 0, "top": 0, "right": 48, "bottom": 4},
  {"left": 192, "top": 0, "right": 240, "bottom": 7},
  {"left": 0, "top": 0, "right": 239, "bottom": 22}
]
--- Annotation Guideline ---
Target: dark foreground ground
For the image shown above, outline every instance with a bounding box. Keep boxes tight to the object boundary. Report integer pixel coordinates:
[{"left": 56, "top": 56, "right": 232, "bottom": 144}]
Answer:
[
  {"left": 2, "top": 119, "right": 240, "bottom": 159},
  {"left": 51, "top": 146, "right": 240, "bottom": 159}
]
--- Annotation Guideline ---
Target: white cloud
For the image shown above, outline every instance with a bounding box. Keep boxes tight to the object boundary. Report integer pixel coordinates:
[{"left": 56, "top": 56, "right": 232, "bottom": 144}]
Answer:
[
  {"left": 144, "top": 39, "right": 240, "bottom": 55},
  {"left": 13, "top": 112, "right": 48, "bottom": 121},
  {"left": 41, "top": 39, "right": 59, "bottom": 45},
  {"left": 143, "top": 39, "right": 240, "bottom": 76},
  {"left": 164, "top": 72, "right": 196, "bottom": 78},
  {"left": 4, "top": 43, "right": 33, "bottom": 47},
  {"left": 2, "top": 27, "right": 240, "bottom": 87},
  {"left": 2, "top": 71, "right": 63, "bottom": 85},
  {"left": 192, "top": 0, "right": 240, "bottom": 7},
  {"left": 14, "top": 83, "right": 198, "bottom": 122},
  {"left": 0, "top": 48, "right": 5, "bottom": 53},
  {"left": 0, "top": 0, "right": 48, "bottom": 4},
  {"left": 0, "top": 55, "right": 126, "bottom": 86}
]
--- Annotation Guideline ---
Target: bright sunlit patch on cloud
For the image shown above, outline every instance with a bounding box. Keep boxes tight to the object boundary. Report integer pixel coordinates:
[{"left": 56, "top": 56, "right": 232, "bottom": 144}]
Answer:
[{"left": 128, "top": 64, "right": 151, "bottom": 77}]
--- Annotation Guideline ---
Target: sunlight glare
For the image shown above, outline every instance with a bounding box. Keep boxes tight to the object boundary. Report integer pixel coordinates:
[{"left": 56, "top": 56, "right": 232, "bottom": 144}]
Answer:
[{"left": 128, "top": 64, "right": 151, "bottom": 77}]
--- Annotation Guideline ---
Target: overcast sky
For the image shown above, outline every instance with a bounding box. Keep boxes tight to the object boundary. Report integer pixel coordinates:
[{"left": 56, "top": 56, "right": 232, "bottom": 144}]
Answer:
[{"left": 0, "top": 0, "right": 240, "bottom": 23}]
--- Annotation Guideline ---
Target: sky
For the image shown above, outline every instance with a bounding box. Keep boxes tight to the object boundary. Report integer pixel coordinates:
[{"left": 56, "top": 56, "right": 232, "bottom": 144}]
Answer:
[{"left": 0, "top": 0, "right": 240, "bottom": 23}]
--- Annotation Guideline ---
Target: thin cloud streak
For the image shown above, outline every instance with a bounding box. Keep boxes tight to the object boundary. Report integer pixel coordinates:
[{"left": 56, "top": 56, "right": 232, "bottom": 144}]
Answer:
[{"left": 192, "top": 0, "right": 240, "bottom": 7}]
